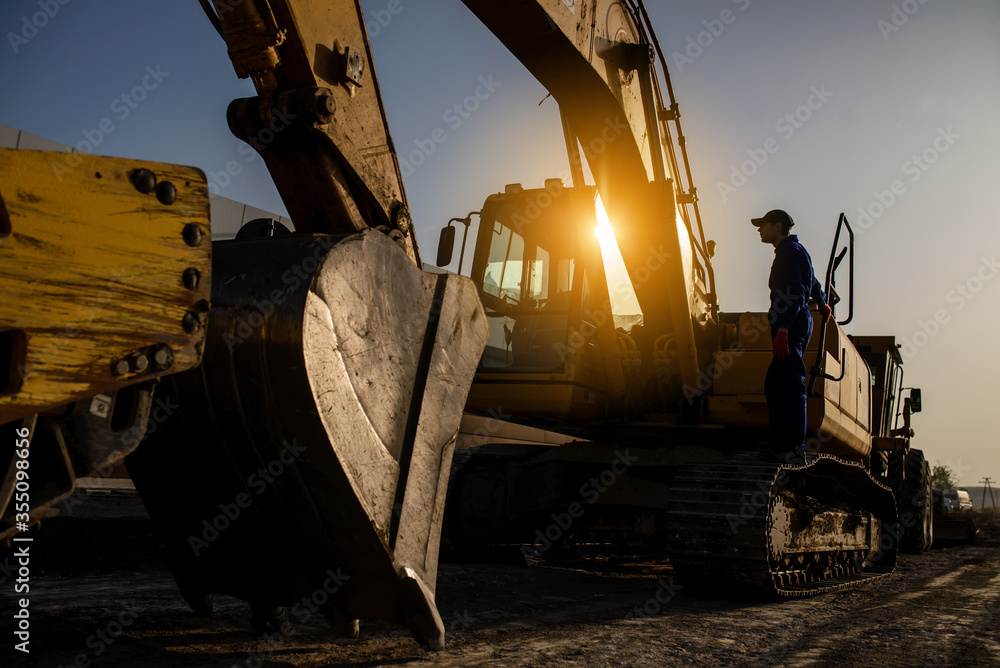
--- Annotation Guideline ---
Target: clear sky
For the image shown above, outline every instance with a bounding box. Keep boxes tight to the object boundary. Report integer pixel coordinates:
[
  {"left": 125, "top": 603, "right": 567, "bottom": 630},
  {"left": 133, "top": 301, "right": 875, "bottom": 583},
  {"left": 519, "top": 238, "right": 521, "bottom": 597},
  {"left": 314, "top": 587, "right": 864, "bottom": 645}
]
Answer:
[{"left": 2, "top": 1, "right": 998, "bottom": 485}]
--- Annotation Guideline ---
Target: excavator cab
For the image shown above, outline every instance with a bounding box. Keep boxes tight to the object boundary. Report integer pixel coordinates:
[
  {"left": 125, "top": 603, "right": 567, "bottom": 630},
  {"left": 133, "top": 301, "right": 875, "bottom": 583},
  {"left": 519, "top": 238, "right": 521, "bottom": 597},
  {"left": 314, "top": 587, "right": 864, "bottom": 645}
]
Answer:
[{"left": 445, "top": 182, "right": 624, "bottom": 420}]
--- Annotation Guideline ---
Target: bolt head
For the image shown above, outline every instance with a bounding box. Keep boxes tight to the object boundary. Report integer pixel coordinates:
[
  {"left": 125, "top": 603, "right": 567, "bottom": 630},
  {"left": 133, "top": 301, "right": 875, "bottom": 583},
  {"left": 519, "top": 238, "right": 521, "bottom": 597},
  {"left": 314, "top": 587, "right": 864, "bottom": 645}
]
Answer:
[
  {"left": 396, "top": 210, "right": 411, "bottom": 235},
  {"left": 183, "top": 224, "right": 203, "bottom": 247},
  {"left": 320, "top": 94, "right": 335, "bottom": 115},
  {"left": 131, "top": 354, "right": 149, "bottom": 373},
  {"left": 152, "top": 346, "right": 173, "bottom": 369},
  {"left": 182, "top": 267, "right": 201, "bottom": 290},
  {"left": 156, "top": 181, "right": 177, "bottom": 205},
  {"left": 112, "top": 359, "right": 130, "bottom": 377},
  {"left": 133, "top": 169, "right": 156, "bottom": 194},
  {"left": 182, "top": 311, "right": 200, "bottom": 334}
]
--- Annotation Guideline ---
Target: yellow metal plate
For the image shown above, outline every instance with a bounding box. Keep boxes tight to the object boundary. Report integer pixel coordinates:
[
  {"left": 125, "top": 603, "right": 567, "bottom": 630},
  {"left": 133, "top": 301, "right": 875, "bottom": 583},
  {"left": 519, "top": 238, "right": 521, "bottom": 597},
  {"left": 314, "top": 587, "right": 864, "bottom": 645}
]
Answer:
[{"left": 0, "top": 148, "right": 211, "bottom": 423}]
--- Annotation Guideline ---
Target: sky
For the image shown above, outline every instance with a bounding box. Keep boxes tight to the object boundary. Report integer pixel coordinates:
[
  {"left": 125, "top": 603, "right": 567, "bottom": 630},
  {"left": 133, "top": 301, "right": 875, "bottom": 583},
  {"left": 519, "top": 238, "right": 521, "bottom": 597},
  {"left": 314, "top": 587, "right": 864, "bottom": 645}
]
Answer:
[{"left": 1, "top": 0, "right": 998, "bottom": 485}]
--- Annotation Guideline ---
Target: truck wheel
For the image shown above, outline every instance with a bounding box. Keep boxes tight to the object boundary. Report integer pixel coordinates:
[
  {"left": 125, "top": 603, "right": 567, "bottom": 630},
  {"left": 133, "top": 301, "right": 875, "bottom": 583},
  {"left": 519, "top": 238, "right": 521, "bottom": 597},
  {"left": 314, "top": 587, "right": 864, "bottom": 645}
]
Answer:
[
  {"left": 899, "top": 450, "right": 933, "bottom": 553},
  {"left": 871, "top": 450, "right": 890, "bottom": 479},
  {"left": 966, "top": 516, "right": 978, "bottom": 544},
  {"left": 885, "top": 449, "right": 903, "bottom": 490}
]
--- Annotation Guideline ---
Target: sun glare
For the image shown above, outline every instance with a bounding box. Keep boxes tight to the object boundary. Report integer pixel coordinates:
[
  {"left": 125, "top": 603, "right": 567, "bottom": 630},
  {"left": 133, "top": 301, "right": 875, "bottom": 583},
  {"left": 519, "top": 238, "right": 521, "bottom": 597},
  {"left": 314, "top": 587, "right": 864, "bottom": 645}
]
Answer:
[
  {"left": 594, "top": 194, "right": 643, "bottom": 329},
  {"left": 595, "top": 197, "right": 616, "bottom": 247}
]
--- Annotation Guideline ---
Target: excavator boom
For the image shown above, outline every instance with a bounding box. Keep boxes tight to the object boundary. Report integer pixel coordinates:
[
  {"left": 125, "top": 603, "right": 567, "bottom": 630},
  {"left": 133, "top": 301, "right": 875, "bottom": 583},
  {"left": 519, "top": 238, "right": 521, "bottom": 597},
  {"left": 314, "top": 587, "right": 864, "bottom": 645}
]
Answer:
[
  {"left": 461, "top": 0, "right": 716, "bottom": 392},
  {"left": 207, "top": 0, "right": 419, "bottom": 261}
]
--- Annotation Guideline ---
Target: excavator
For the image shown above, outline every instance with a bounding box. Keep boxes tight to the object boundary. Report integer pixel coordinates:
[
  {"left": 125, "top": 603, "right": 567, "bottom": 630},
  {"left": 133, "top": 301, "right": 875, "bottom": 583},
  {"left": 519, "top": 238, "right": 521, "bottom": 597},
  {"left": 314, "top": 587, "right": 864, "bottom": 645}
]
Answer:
[
  {"left": 0, "top": 0, "right": 932, "bottom": 653},
  {"left": 438, "top": 0, "right": 934, "bottom": 595}
]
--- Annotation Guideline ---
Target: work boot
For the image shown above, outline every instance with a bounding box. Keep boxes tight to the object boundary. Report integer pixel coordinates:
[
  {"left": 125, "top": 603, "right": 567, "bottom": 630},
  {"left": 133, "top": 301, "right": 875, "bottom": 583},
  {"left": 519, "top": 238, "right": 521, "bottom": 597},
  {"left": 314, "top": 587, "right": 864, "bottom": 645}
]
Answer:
[{"left": 768, "top": 446, "right": 806, "bottom": 467}]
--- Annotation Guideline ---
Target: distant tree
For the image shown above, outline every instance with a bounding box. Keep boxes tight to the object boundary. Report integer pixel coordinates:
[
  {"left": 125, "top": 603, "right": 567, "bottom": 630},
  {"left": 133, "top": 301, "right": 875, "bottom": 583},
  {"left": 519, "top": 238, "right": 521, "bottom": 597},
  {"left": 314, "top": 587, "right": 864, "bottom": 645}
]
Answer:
[{"left": 931, "top": 462, "right": 958, "bottom": 492}]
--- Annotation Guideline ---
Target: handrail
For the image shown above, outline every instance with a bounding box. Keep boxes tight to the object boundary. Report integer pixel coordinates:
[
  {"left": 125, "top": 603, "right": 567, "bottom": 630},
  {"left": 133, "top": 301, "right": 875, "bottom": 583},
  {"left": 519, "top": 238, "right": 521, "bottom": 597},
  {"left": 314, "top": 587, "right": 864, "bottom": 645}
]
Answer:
[
  {"left": 631, "top": 0, "right": 717, "bottom": 315},
  {"left": 826, "top": 213, "right": 855, "bottom": 326},
  {"left": 808, "top": 213, "right": 855, "bottom": 396}
]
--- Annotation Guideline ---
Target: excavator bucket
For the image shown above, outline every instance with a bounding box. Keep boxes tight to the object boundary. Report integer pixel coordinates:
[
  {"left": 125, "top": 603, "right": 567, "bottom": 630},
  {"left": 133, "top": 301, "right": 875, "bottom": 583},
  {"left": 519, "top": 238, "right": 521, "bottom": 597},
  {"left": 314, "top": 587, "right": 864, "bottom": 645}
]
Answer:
[{"left": 127, "top": 230, "right": 487, "bottom": 649}]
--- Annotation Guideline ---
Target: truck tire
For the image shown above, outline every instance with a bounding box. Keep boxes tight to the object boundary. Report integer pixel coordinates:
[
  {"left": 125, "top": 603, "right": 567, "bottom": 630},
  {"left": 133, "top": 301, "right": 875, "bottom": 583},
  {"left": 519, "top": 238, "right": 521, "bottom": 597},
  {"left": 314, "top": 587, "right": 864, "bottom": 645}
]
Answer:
[
  {"left": 885, "top": 449, "right": 902, "bottom": 489},
  {"left": 899, "top": 450, "right": 933, "bottom": 553}
]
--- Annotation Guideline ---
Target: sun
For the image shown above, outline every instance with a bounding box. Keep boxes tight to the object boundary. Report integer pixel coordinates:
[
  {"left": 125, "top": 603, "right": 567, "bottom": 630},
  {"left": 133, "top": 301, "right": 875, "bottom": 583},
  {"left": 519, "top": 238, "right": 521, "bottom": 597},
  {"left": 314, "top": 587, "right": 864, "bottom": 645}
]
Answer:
[
  {"left": 594, "top": 193, "right": 643, "bottom": 326},
  {"left": 595, "top": 194, "right": 617, "bottom": 248}
]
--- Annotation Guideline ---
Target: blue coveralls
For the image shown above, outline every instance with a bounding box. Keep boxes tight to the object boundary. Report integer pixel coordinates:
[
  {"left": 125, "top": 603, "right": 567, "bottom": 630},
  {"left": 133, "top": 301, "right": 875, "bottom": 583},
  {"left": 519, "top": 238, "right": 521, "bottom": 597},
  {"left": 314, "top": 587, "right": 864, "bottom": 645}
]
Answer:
[{"left": 765, "top": 235, "right": 826, "bottom": 453}]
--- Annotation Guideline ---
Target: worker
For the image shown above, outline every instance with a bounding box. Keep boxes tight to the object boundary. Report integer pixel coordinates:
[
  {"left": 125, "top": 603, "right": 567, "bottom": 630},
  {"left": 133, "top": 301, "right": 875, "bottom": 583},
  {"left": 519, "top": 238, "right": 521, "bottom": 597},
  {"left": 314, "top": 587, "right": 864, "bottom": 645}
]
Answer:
[{"left": 752, "top": 209, "right": 831, "bottom": 463}]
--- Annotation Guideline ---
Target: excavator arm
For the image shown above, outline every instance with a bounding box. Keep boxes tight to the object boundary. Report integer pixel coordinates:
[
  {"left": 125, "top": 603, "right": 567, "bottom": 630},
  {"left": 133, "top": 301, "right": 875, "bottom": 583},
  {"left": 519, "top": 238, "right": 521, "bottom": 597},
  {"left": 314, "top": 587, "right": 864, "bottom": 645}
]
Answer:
[
  {"left": 107, "top": 0, "right": 494, "bottom": 651},
  {"left": 205, "top": 0, "right": 419, "bottom": 262},
  {"left": 4, "top": 0, "right": 491, "bottom": 650},
  {"left": 460, "top": 0, "right": 716, "bottom": 394},
  {"left": 3, "top": 0, "right": 718, "bottom": 651}
]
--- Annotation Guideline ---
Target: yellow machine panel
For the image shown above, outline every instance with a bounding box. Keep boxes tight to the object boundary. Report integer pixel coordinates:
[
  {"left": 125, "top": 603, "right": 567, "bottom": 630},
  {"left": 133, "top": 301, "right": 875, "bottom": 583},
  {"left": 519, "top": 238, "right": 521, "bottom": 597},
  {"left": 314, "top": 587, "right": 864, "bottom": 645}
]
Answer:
[
  {"left": 0, "top": 149, "right": 212, "bottom": 424},
  {"left": 707, "top": 312, "right": 872, "bottom": 459},
  {"left": 466, "top": 375, "right": 604, "bottom": 420}
]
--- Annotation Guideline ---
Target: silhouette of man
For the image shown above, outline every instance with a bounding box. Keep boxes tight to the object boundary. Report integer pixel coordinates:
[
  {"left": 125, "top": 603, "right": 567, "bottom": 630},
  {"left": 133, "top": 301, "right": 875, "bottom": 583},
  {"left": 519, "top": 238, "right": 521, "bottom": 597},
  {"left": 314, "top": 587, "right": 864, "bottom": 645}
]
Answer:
[{"left": 752, "top": 209, "right": 831, "bottom": 462}]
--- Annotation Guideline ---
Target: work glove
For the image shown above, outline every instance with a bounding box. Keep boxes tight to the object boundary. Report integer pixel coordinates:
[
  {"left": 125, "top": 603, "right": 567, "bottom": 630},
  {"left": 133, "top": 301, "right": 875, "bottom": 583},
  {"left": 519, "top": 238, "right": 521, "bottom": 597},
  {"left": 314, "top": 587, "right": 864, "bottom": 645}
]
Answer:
[
  {"left": 773, "top": 329, "right": 790, "bottom": 359},
  {"left": 819, "top": 303, "right": 832, "bottom": 320}
]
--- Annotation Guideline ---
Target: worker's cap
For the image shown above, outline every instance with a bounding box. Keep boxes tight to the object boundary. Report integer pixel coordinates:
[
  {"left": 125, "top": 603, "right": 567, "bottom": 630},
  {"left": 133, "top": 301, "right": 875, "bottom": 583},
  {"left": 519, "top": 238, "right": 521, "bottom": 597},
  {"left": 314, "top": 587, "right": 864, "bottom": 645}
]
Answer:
[{"left": 751, "top": 209, "right": 794, "bottom": 228}]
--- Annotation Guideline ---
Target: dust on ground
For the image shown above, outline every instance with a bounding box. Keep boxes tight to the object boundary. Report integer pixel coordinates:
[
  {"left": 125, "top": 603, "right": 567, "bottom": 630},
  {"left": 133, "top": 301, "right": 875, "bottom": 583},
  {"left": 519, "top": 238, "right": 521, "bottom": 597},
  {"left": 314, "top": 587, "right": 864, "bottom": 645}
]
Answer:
[{"left": 4, "top": 509, "right": 999, "bottom": 667}]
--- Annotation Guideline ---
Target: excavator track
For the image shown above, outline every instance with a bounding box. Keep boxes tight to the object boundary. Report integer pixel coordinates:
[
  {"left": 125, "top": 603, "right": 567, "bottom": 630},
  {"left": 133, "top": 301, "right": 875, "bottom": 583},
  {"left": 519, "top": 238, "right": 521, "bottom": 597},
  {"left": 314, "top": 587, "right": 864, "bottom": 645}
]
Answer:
[
  {"left": 447, "top": 445, "right": 898, "bottom": 598},
  {"left": 663, "top": 455, "right": 898, "bottom": 597}
]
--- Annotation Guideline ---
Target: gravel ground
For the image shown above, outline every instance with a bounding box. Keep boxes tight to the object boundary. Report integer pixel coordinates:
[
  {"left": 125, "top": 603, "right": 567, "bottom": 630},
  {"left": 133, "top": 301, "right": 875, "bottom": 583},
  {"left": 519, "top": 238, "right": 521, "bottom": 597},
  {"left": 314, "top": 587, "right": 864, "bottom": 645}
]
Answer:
[{"left": 3, "top": 509, "right": 999, "bottom": 667}]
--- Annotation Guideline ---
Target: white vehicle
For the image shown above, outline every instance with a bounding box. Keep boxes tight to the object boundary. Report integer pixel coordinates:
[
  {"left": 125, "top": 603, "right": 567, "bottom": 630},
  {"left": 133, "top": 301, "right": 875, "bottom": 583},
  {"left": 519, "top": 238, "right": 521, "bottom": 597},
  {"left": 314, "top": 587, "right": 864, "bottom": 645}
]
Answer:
[{"left": 944, "top": 489, "right": 974, "bottom": 511}]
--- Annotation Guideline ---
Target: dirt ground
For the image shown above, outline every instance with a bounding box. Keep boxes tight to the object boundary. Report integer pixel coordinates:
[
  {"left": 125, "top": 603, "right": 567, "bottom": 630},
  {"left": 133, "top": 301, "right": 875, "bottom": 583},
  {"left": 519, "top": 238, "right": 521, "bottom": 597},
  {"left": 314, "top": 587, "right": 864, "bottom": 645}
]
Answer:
[{"left": 3, "top": 506, "right": 1000, "bottom": 668}]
